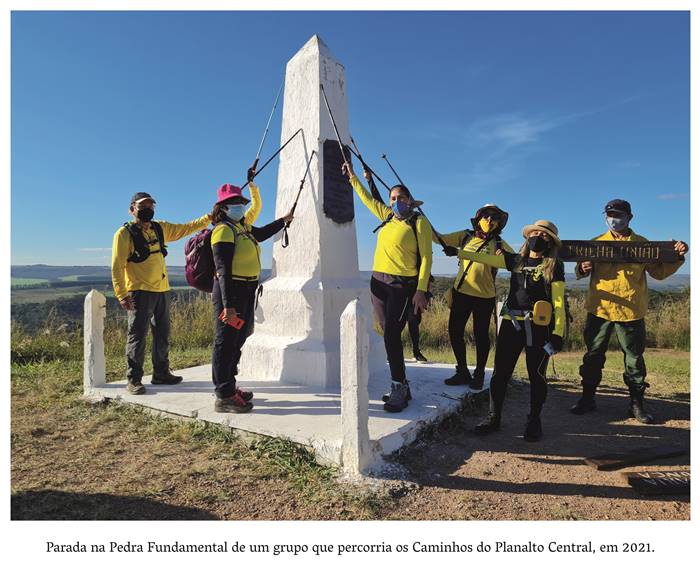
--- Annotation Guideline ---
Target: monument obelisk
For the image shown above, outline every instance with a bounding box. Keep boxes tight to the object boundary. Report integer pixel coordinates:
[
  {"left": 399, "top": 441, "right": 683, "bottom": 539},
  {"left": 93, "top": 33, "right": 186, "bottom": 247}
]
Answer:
[{"left": 238, "top": 35, "right": 383, "bottom": 389}]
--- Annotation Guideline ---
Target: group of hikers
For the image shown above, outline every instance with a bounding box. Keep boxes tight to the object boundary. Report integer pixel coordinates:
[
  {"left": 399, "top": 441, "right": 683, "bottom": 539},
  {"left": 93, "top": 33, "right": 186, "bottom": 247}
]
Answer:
[{"left": 111, "top": 157, "right": 688, "bottom": 442}]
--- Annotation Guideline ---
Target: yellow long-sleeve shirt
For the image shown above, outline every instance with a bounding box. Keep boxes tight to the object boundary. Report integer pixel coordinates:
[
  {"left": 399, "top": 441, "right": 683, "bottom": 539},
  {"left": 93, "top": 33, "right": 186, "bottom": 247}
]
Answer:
[
  {"left": 575, "top": 229, "right": 685, "bottom": 322},
  {"left": 350, "top": 175, "right": 433, "bottom": 291},
  {"left": 458, "top": 250, "right": 567, "bottom": 338},
  {"left": 111, "top": 214, "right": 210, "bottom": 301},
  {"left": 245, "top": 183, "right": 262, "bottom": 225},
  {"left": 436, "top": 230, "right": 513, "bottom": 298}
]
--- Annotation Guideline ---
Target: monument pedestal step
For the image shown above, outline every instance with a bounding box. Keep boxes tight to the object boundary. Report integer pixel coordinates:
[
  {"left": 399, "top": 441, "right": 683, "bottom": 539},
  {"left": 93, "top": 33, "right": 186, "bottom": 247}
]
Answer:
[{"left": 86, "top": 361, "right": 491, "bottom": 470}]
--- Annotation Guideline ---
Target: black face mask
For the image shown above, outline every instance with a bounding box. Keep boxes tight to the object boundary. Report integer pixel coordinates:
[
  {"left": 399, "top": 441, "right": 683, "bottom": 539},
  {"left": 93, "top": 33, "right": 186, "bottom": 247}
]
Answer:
[
  {"left": 527, "top": 235, "right": 549, "bottom": 253},
  {"left": 136, "top": 208, "right": 154, "bottom": 222}
]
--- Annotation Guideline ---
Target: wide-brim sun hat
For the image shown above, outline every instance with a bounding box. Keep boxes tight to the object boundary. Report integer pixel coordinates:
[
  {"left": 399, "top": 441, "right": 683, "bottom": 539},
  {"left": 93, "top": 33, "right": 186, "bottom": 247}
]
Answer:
[
  {"left": 522, "top": 219, "right": 561, "bottom": 247},
  {"left": 216, "top": 183, "right": 250, "bottom": 206}
]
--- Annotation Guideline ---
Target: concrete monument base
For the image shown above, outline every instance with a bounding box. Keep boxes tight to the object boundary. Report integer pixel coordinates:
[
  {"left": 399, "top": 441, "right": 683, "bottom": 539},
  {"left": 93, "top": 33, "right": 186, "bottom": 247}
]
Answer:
[{"left": 85, "top": 362, "right": 491, "bottom": 472}]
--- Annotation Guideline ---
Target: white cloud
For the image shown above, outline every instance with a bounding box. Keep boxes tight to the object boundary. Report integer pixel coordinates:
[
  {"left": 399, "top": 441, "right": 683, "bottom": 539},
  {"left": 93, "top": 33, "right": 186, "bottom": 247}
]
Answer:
[{"left": 657, "top": 193, "right": 689, "bottom": 201}]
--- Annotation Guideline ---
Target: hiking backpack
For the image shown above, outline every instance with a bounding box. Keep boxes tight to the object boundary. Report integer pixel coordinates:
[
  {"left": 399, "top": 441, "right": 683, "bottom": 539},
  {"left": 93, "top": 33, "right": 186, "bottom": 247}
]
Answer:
[
  {"left": 184, "top": 221, "right": 239, "bottom": 293},
  {"left": 124, "top": 221, "right": 167, "bottom": 263}
]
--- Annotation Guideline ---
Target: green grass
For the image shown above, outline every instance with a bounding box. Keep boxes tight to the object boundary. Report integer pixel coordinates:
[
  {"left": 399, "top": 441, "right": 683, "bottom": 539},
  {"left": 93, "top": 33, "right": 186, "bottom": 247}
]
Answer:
[{"left": 11, "top": 277, "right": 49, "bottom": 288}]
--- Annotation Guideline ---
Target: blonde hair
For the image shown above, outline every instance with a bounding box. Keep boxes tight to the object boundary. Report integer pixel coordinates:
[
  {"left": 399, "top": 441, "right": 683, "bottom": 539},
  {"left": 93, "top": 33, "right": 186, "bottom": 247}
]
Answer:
[{"left": 516, "top": 241, "right": 560, "bottom": 283}]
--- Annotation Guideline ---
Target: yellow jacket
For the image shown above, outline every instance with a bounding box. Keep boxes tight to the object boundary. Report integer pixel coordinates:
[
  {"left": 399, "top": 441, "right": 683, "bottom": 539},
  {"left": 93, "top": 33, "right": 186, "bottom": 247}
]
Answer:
[
  {"left": 350, "top": 175, "right": 433, "bottom": 291},
  {"left": 111, "top": 214, "right": 211, "bottom": 300},
  {"left": 575, "top": 229, "right": 684, "bottom": 322},
  {"left": 437, "top": 230, "right": 513, "bottom": 298}
]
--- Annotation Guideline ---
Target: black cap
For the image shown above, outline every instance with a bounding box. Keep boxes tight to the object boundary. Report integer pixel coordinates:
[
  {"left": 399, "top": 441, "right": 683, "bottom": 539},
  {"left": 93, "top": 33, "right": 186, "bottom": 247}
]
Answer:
[
  {"left": 130, "top": 192, "right": 156, "bottom": 205},
  {"left": 604, "top": 199, "right": 631, "bottom": 216}
]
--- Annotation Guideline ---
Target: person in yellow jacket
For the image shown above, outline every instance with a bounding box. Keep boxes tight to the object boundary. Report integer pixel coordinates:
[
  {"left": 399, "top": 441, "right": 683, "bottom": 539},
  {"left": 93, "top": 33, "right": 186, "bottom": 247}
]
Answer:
[
  {"left": 435, "top": 204, "right": 513, "bottom": 389},
  {"left": 457, "top": 220, "right": 566, "bottom": 442},
  {"left": 112, "top": 190, "right": 221, "bottom": 395},
  {"left": 210, "top": 178, "right": 292, "bottom": 414},
  {"left": 343, "top": 160, "right": 432, "bottom": 413},
  {"left": 571, "top": 199, "right": 688, "bottom": 423}
]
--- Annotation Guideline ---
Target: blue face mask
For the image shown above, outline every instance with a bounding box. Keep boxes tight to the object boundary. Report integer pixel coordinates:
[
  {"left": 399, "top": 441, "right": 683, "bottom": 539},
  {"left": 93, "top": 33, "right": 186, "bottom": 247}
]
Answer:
[
  {"left": 606, "top": 215, "right": 629, "bottom": 232},
  {"left": 391, "top": 200, "right": 412, "bottom": 219},
  {"left": 225, "top": 204, "right": 246, "bottom": 222}
]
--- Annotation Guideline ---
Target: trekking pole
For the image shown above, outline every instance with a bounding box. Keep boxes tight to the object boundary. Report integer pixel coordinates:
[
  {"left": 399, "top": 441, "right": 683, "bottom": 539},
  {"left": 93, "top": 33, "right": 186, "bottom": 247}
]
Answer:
[
  {"left": 350, "top": 137, "right": 385, "bottom": 204},
  {"left": 319, "top": 84, "right": 349, "bottom": 163},
  {"left": 252, "top": 80, "right": 284, "bottom": 171},
  {"left": 380, "top": 153, "right": 450, "bottom": 251},
  {"left": 282, "top": 151, "right": 317, "bottom": 248},
  {"left": 240, "top": 128, "right": 303, "bottom": 192}
]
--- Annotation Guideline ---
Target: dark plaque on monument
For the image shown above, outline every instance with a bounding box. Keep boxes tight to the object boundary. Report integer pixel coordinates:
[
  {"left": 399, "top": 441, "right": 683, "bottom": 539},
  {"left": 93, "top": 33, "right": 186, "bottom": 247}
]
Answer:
[
  {"left": 322, "top": 139, "right": 354, "bottom": 224},
  {"left": 559, "top": 240, "right": 682, "bottom": 264}
]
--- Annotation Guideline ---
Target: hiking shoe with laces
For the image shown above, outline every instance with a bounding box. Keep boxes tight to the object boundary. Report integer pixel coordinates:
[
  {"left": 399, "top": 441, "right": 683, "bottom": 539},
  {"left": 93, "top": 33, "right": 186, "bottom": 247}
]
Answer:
[
  {"left": 523, "top": 415, "right": 543, "bottom": 442},
  {"left": 444, "top": 366, "right": 472, "bottom": 386},
  {"left": 469, "top": 369, "right": 485, "bottom": 390},
  {"left": 151, "top": 370, "right": 183, "bottom": 385},
  {"left": 413, "top": 351, "right": 428, "bottom": 363},
  {"left": 236, "top": 388, "right": 254, "bottom": 402},
  {"left": 474, "top": 412, "right": 500, "bottom": 435},
  {"left": 382, "top": 382, "right": 412, "bottom": 403},
  {"left": 215, "top": 392, "right": 253, "bottom": 414},
  {"left": 126, "top": 380, "right": 146, "bottom": 395},
  {"left": 383, "top": 382, "right": 410, "bottom": 413}
]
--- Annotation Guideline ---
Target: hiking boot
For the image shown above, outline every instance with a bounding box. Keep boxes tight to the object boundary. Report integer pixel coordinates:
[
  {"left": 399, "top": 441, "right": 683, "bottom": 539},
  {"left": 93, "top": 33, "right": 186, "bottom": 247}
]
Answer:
[
  {"left": 570, "top": 385, "right": 597, "bottom": 415},
  {"left": 383, "top": 382, "right": 410, "bottom": 413},
  {"left": 235, "top": 388, "right": 254, "bottom": 402},
  {"left": 444, "top": 365, "right": 472, "bottom": 386},
  {"left": 382, "top": 382, "right": 412, "bottom": 403},
  {"left": 474, "top": 412, "right": 500, "bottom": 435},
  {"left": 628, "top": 385, "right": 654, "bottom": 424},
  {"left": 413, "top": 350, "right": 428, "bottom": 363},
  {"left": 215, "top": 392, "right": 253, "bottom": 414},
  {"left": 469, "top": 369, "right": 485, "bottom": 391},
  {"left": 126, "top": 380, "right": 146, "bottom": 395},
  {"left": 523, "top": 414, "right": 543, "bottom": 442},
  {"left": 151, "top": 370, "right": 183, "bottom": 385}
]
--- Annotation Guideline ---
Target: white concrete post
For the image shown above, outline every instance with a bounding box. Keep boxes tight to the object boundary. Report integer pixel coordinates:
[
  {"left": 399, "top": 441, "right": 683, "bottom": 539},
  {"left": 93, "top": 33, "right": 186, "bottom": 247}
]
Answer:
[
  {"left": 83, "top": 289, "right": 107, "bottom": 393},
  {"left": 340, "top": 299, "right": 370, "bottom": 475},
  {"left": 239, "top": 34, "right": 385, "bottom": 388}
]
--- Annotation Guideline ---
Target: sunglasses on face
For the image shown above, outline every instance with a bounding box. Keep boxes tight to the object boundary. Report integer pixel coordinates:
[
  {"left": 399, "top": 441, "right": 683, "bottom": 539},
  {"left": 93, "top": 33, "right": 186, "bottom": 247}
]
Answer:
[{"left": 482, "top": 211, "right": 502, "bottom": 221}]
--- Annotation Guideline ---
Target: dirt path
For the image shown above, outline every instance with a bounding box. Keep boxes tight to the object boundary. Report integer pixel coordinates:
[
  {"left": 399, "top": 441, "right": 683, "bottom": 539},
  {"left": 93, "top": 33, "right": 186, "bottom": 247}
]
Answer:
[
  {"left": 11, "top": 378, "right": 689, "bottom": 520},
  {"left": 382, "top": 380, "right": 690, "bottom": 520}
]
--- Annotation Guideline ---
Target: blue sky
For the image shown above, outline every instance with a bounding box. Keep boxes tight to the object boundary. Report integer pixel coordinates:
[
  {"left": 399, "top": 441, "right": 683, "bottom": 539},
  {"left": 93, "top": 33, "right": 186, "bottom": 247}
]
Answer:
[{"left": 11, "top": 10, "right": 690, "bottom": 274}]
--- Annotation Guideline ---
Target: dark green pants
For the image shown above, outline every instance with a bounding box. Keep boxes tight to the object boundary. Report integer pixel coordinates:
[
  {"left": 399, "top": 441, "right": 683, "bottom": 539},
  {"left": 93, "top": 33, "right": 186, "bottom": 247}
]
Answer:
[{"left": 579, "top": 313, "right": 647, "bottom": 389}]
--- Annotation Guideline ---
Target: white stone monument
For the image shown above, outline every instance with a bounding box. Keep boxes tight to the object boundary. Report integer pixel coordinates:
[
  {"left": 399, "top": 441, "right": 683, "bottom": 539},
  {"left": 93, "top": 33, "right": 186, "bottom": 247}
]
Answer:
[{"left": 239, "top": 35, "right": 383, "bottom": 389}]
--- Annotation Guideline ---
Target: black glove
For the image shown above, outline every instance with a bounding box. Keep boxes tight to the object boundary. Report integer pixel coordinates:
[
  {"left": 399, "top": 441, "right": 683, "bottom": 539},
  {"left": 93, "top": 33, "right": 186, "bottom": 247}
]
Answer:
[
  {"left": 247, "top": 167, "right": 256, "bottom": 183},
  {"left": 443, "top": 245, "right": 459, "bottom": 257},
  {"left": 549, "top": 334, "right": 563, "bottom": 353}
]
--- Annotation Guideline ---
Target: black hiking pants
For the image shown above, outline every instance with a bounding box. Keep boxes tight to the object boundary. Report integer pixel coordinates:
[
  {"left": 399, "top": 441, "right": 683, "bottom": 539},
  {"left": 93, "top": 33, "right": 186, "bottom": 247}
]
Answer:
[
  {"left": 370, "top": 273, "right": 417, "bottom": 383},
  {"left": 448, "top": 289, "right": 495, "bottom": 374},
  {"left": 211, "top": 278, "right": 258, "bottom": 399},
  {"left": 489, "top": 318, "right": 550, "bottom": 419}
]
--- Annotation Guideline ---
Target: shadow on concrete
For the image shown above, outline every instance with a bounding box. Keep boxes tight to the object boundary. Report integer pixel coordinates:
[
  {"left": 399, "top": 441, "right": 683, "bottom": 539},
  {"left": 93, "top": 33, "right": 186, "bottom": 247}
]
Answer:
[{"left": 11, "top": 490, "right": 218, "bottom": 520}]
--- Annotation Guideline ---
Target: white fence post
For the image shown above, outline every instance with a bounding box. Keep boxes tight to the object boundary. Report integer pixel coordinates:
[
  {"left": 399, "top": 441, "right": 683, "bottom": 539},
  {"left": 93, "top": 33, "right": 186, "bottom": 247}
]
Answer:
[
  {"left": 84, "top": 290, "right": 107, "bottom": 394},
  {"left": 340, "top": 299, "right": 370, "bottom": 475}
]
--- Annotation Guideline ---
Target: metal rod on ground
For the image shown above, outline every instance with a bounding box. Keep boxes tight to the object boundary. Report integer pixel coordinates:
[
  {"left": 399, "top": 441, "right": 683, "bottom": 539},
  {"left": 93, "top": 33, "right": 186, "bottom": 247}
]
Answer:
[
  {"left": 252, "top": 80, "right": 285, "bottom": 170},
  {"left": 319, "top": 84, "right": 349, "bottom": 163},
  {"left": 282, "top": 151, "right": 317, "bottom": 248},
  {"left": 240, "top": 128, "right": 303, "bottom": 192},
  {"left": 380, "top": 153, "right": 450, "bottom": 251}
]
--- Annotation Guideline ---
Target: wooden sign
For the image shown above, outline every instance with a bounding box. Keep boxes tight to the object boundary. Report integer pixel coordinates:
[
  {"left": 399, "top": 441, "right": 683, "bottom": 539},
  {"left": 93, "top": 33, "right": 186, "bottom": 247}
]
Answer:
[
  {"left": 322, "top": 140, "right": 354, "bottom": 224},
  {"left": 559, "top": 240, "right": 682, "bottom": 263},
  {"left": 584, "top": 444, "right": 687, "bottom": 471},
  {"left": 625, "top": 470, "right": 690, "bottom": 496}
]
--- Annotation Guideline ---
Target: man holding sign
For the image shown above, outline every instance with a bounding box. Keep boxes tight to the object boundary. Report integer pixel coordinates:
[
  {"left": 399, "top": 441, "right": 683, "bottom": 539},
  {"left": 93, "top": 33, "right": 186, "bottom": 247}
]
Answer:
[{"left": 570, "top": 199, "right": 688, "bottom": 423}]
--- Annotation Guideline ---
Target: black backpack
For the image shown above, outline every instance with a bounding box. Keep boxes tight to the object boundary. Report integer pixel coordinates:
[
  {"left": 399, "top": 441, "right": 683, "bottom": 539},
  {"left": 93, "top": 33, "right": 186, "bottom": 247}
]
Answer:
[
  {"left": 454, "top": 230, "right": 502, "bottom": 291},
  {"left": 124, "top": 221, "right": 168, "bottom": 263}
]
